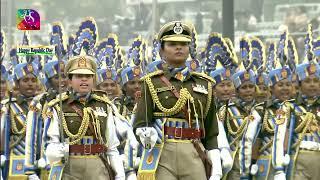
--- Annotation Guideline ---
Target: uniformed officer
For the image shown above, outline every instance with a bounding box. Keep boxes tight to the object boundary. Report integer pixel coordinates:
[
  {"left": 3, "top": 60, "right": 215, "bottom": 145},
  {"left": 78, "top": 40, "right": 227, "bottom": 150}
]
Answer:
[
  {"left": 207, "top": 33, "right": 238, "bottom": 176},
  {"left": 1, "top": 60, "right": 40, "bottom": 180},
  {"left": 116, "top": 36, "right": 144, "bottom": 122},
  {"left": 95, "top": 34, "right": 123, "bottom": 101},
  {"left": 273, "top": 24, "right": 320, "bottom": 180},
  {"left": 44, "top": 55, "right": 125, "bottom": 180},
  {"left": 265, "top": 28, "right": 296, "bottom": 180},
  {"left": 134, "top": 21, "right": 222, "bottom": 180},
  {"left": 95, "top": 34, "right": 139, "bottom": 180},
  {"left": 24, "top": 22, "right": 69, "bottom": 180},
  {"left": 222, "top": 37, "right": 262, "bottom": 180},
  {"left": 293, "top": 56, "right": 320, "bottom": 180},
  {"left": 249, "top": 39, "right": 278, "bottom": 180},
  {"left": 24, "top": 59, "right": 68, "bottom": 180}
]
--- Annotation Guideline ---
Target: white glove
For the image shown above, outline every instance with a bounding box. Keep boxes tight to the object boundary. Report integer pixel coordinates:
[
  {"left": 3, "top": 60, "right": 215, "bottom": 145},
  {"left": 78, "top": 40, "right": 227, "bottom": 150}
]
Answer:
[
  {"left": 1, "top": 155, "right": 6, "bottom": 167},
  {"left": 28, "top": 174, "right": 40, "bottom": 180},
  {"left": 220, "top": 148, "right": 233, "bottom": 171},
  {"left": 208, "top": 149, "right": 222, "bottom": 180},
  {"left": 109, "top": 155, "right": 125, "bottom": 180},
  {"left": 274, "top": 171, "right": 286, "bottom": 180},
  {"left": 126, "top": 172, "right": 137, "bottom": 180},
  {"left": 282, "top": 154, "right": 290, "bottom": 166},
  {"left": 250, "top": 164, "right": 259, "bottom": 175},
  {"left": 134, "top": 157, "right": 141, "bottom": 169},
  {"left": 45, "top": 143, "right": 68, "bottom": 164},
  {"left": 136, "top": 127, "right": 158, "bottom": 150},
  {"left": 36, "top": 158, "right": 47, "bottom": 168}
]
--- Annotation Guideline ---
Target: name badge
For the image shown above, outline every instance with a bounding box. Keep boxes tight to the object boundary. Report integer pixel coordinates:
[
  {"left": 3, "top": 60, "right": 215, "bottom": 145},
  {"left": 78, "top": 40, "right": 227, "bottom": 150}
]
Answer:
[
  {"left": 192, "top": 84, "right": 208, "bottom": 94},
  {"left": 156, "top": 86, "right": 175, "bottom": 93}
]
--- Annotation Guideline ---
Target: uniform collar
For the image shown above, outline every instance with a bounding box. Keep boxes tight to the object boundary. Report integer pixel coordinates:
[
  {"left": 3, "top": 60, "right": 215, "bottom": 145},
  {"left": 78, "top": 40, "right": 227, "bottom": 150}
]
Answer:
[
  {"left": 67, "top": 90, "right": 92, "bottom": 104},
  {"left": 236, "top": 99, "right": 255, "bottom": 113},
  {"left": 163, "top": 66, "right": 196, "bottom": 82},
  {"left": 16, "top": 94, "right": 33, "bottom": 105}
]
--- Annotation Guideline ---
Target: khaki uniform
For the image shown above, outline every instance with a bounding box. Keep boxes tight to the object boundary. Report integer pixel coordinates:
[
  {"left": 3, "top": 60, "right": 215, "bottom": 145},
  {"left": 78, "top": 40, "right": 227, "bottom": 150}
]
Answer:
[
  {"left": 134, "top": 69, "right": 218, "bottom": 179},
  {"left": 45, "top": 55, "right": 124, "bottom": 180},
  {"left": 290, "top": 97, "right": 320, "bottom": 180},
  {"left": 45, "top": 90, "right": 117, "bottom": 180}
]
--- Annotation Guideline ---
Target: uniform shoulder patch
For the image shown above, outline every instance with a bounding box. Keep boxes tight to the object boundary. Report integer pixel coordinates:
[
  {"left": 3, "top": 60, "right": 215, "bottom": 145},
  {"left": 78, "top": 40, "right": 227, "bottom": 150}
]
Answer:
[
  {"left": 140, "top": 70, "right": 164, "bottom": 81},
  {"left": 47, "top": 92, "right": 69, "bottom": 107},
  {"left": 191, "top": 72, "right": 215, "bottom": 83}
]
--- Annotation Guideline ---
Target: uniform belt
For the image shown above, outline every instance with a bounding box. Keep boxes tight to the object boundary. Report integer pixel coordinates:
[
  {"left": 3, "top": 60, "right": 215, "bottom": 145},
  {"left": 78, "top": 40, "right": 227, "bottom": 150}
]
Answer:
[
  {"left": 164, "top": 126, "right": 204, "bottom": 139},
  {"left": 69, "top": 144, "right": 108, "bottom": 155}
]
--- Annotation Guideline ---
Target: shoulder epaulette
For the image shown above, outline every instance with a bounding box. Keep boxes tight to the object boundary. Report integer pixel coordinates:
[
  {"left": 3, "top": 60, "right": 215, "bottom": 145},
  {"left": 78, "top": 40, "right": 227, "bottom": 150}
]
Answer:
[
  {"left": 191, "top": 72, "right": 215, "bottom": 84},
  {"left": 91, "top": 93, "right": 112, "bottom": 104},
  {"left": 140, "top": 70, "right": 164, "bottom": 81},
  {"left": 47, "top": 92, "right": 69, "bottom": 107}
]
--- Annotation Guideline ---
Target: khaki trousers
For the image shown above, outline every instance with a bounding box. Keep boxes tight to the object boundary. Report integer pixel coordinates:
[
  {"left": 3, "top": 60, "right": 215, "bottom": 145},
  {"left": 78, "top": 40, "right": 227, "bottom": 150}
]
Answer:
[
  {"left": 292, "top": 150, "right": 320, "bottom": 180},
  {"left": 63, "top": 156, "right": 110, "bottom": 180},
  {"left": 156, "top": 141, "right": 207, "bottom": 180}
]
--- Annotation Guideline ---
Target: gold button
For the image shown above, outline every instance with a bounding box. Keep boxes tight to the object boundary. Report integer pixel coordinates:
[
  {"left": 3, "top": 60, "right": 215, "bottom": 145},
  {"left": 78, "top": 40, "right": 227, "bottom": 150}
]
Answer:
[{"left": 165, "top": 96, "right": 169, "bottom": 99}]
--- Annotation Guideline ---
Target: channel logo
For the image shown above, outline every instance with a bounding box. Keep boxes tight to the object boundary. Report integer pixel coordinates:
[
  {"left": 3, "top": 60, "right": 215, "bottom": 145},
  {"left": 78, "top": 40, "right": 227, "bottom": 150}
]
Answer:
[{"left": 17, "top": 9, "right": 40, "bottom": 30}]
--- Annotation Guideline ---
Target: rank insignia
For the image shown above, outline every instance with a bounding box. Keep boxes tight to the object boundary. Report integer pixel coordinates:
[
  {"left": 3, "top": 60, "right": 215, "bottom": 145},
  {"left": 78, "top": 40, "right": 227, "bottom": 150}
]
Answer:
[
  {"left": 192, "top": 84, "right": 208, "bottom": 94},
  {"left": 78, "top": 57, "right": 87, "bottom": 68},
  {"left": 173, "top": 22, "right": 183, "bottom": 34},
  {"left": 27, "top": 63, "right": 33, "bottom": 72}
]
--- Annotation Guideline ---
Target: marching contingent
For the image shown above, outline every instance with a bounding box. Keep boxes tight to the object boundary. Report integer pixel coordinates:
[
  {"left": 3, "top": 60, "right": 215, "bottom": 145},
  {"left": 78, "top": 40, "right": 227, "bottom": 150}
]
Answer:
[{"left": 0, "top": 17, "right": 319, "bottom": 180}]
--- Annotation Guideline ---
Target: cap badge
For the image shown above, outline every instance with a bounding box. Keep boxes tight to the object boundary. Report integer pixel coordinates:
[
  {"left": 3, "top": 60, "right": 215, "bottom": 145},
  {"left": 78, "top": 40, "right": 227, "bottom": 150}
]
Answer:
[
  {"left": 191, "top": 60, "right": 197, "bottom": 70},
  {"left": 78, "top": 57, "right": 87, "bottom": 68},
  {"left": 281, "top": 69, "right": 287, "bottom": 78},
  {"left": 225, "top": 69, "right": 231, "bottom": 78},
  {"left": 173, "top": 22, "right": 183, "bottom": 34},
  {"left": 309, "top": 63, "right": 316, "bottom": 74},
  {"left": 134, "top": 67, "right": 141, "bottom": 76},
  {"left": 244, "top": 72, "right": 250, "bottom": 80},
  {"left": 59, "top": 62, "right": 65, "bottom": 71},
  {"left": 258, "top": 76, "right": 264, "bottom": 84},
  {"left": 106, "top": 69, "right": 112, "bottom": 78},
  {"left": 27, "top": 64, "right": 33, "bottom": 72}
]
